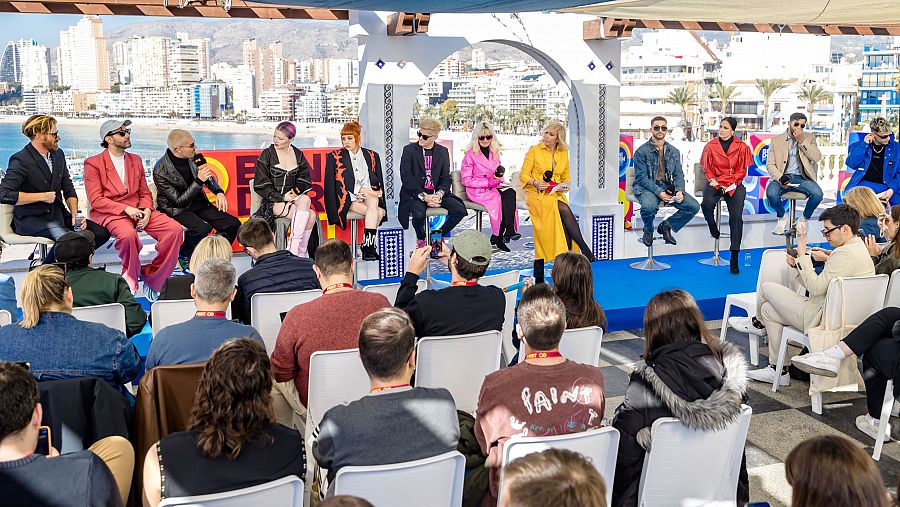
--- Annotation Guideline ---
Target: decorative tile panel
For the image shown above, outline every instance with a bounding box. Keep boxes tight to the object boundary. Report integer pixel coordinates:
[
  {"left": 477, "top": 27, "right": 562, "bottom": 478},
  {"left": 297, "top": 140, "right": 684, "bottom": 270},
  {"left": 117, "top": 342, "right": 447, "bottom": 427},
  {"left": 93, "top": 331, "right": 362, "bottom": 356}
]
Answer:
[
  {"left": 378, "top": 227, "right": 404, "bottom": 278},
  {"left": 592, "top": 214, "right": 614, "bottom": 261}
]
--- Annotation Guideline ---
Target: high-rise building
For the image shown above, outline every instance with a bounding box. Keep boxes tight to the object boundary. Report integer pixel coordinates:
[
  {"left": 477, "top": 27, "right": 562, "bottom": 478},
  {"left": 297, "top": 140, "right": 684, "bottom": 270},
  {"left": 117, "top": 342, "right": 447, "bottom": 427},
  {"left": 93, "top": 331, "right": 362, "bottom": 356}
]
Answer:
[
  {"left": 177, "top": 32, "right": 210, "bottom": 80},
  {"left": 858, "top": 42, "right": 900, "bottom": 124},
  {"left": 127, "top": 36, "right": 169, "bottom": 88},
  {"left": 193, "top": 80, "right": 227, "bottom": 119},
  {"left": 325, "top": 58, "right": 358, "bottom": 88},
  {"left": 470, "top": 48, "right": 486, "bottom": 70},
  {"left": 0, "top": 39, "right": 49, "bottom": 89},
  {"left": 169, "top": 40, "right": 202, "bottom": 85},
  {"left": 58, "top": 16, "right": 111, "bottom": 92},
  {"left": 111, "top": 40, "right": 130, "bottom": 84},
  {"left": 212, "top": 62, "right": 255, "bottom": 114},
  {"left": 0, "top": 41, "right": 20, "bottom": 83}
]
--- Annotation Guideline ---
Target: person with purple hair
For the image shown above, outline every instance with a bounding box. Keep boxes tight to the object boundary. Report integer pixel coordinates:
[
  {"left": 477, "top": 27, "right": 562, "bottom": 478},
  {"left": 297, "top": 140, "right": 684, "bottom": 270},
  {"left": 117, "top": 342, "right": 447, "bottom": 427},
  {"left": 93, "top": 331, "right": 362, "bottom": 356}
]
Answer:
[{"left": 253, "top": 122, "right": 317, "bottom": 257}]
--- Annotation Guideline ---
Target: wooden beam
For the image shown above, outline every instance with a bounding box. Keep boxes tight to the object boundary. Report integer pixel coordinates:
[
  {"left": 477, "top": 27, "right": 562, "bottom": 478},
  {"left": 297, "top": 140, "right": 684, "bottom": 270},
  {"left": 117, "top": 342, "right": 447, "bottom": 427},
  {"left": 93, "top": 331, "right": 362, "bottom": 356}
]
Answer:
[
  {"left": 0, "top": 0, "right": 348, "bottom": 19},
  {"left": 387, "top": 12, "right": 430, "bottom": 36}
]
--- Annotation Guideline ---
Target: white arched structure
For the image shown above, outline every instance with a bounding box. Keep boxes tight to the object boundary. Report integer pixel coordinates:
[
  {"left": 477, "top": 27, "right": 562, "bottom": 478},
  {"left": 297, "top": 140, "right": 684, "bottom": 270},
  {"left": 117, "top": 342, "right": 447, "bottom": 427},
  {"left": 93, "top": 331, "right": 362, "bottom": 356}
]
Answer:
[{"left": 352, "top": 12, "right": 623, "bottom": 279}]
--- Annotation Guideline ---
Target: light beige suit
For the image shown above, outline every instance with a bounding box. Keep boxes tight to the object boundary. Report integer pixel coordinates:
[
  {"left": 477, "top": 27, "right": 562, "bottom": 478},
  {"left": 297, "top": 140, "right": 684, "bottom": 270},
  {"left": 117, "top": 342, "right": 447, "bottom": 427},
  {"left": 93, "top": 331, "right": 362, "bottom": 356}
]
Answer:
[{"left": 766, "top": 129, "right": 822, "bottom": 182}]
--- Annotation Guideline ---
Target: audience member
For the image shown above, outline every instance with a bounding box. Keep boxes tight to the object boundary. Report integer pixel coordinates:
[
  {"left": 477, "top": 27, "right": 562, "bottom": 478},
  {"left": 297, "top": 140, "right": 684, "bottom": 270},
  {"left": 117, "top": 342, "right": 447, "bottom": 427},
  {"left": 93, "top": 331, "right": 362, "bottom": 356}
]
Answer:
[
  {"left": 0, "top": 362, "right": 134, "bottom": 506},
  {"left": 0, "top": 265, "right": 141, "bottom": 394},
  {"left": 270, "top": 239, "right": 390, "bottom": 431},
  {"left": 475, "top": 284, "right": 605, "bottom": 506},
  {"left": 552, "top": 251, "right": 608, "bottom": 332},
  {"left": 499, "top": 448, "right": 607, "bottom": 507},
  {"left": 319, "top": 496, "right": 375, "bottom": 507},
  {"left": 152, "top": 129, "right": 240, "bottom": 264},
  {"left": 145, "top": 259, "right": 263, "bottom": 369},
  {"left": 54, "top": 229, "right": 146, "bottom": 337},
  {"left": 159, "top": 234, "right": 233, "bottom": 300},
  {"left": 844, "top": 186, "right": 887, "bottom": 242},
  {"left": 612, "top": 289, "right": 747, "bottom": 507},
  {"left": 867, "top": 204, "right": 900, "bottom": 275},
  {"left": 235, "top": 218, "right": 319, "bottom": 324},
  {"left": 785, "top": 435, "right": 890, "bottom": 507},
  {"left": 0, "top": 242, "right": 18, "bottom": 322},
  {"left": 395, "top": 229, "right": 505, "bottom": 337},
  {"left": 313, "top": 308, "right": 458, "bottom": 489},
  {"left": 730, "top": 205, "right": 875, "bottom": 385},
  {"left": 142, "top": 339, "right": 304, "bottom": 505}
]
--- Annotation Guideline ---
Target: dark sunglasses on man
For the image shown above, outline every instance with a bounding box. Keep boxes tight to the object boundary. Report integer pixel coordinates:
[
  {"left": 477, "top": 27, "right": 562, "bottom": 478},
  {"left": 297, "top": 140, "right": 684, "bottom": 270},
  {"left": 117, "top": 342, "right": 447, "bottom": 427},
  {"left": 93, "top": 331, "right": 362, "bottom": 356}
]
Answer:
[
  {"left": 110, "top": 129, "right": 131, "bottom": 137},
  {"left": 417, "top": 131, "right": 432, "bottom": 140},
  {"left": 652, "top": 125, "right": 668, "bottom": 132},
  {"left": 793, "top": 122, "right": 806, "bottom": 129}
]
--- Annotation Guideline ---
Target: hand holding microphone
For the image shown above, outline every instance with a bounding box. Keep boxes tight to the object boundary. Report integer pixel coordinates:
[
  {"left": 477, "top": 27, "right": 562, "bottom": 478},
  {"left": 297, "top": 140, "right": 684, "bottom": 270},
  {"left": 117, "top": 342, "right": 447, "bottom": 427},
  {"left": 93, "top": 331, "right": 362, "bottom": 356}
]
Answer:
[{"left": 193, "top": 153, "right": 212, "bottom": 181}]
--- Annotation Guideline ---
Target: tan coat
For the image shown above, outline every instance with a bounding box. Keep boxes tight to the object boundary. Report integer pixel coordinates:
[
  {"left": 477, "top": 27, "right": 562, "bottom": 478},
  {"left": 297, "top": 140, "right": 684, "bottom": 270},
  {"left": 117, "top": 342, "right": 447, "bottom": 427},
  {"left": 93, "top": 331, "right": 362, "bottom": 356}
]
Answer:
[
  {"left": 766, "top": 130, "right": 822, "bottom": 182},
  {"left": 795, "top": 237, "right": 875, "bottom": 330}
]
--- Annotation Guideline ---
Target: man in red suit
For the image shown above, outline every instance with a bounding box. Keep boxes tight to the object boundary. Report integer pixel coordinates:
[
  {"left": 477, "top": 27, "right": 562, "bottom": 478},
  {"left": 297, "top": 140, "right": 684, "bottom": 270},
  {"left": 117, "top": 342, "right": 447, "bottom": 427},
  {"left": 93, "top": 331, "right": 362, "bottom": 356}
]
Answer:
[{"left": 83, "top": 119, "right": 183, "bottom": 301}]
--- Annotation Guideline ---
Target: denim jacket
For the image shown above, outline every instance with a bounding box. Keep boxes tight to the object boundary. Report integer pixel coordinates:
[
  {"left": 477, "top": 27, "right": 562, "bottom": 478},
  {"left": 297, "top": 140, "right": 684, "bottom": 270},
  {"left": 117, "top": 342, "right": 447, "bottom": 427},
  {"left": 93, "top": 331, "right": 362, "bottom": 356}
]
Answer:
[
  {"left": 633, "top": 140, "right": 685, "bottom": 196},
  {"left": 0, "top": 312, "right": 142, "bottom": 392}
]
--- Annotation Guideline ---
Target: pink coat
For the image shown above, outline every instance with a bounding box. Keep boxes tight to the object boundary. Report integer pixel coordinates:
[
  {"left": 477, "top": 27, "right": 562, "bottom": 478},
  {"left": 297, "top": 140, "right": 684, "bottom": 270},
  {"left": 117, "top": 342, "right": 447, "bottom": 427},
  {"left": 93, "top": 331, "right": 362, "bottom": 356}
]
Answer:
[
  {"left": 83, "top": 150, "right": 153, "bottom": 226},
  {"left": 460, "top": 148, "right": 519, "bottom": 236}
]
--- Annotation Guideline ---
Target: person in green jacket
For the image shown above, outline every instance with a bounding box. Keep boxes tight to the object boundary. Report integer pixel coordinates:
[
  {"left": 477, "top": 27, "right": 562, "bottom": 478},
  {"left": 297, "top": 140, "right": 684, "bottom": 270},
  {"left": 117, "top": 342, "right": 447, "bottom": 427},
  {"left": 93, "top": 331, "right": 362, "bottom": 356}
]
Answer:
[{"left": 54, "top": 230, "right": 147, "bottom": 337}]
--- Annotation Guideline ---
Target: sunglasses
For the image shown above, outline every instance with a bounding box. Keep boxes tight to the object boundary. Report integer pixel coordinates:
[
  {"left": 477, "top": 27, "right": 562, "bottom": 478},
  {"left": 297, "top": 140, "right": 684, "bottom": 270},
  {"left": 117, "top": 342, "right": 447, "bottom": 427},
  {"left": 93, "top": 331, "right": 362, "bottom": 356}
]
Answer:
[
  {"left": 478, "top": 135, "right": 493, "bottom": 141},
  {"left": 417, "top": 131, "right": 432, "bottom": 140},
  {"left": 48, "top": 131, "right": 60, "bottom": 138},
  {"left": 793, "top": 122, "right": 806, "bottom": 129},
  {"left": 112, "top": 129, "right": 131, "bottom": 137},
  {"left": 179, "top": 143, "right": 196, "bottom": 149},
  {"left": 652, "top": 125, "right": 668, "bottom": 132}
]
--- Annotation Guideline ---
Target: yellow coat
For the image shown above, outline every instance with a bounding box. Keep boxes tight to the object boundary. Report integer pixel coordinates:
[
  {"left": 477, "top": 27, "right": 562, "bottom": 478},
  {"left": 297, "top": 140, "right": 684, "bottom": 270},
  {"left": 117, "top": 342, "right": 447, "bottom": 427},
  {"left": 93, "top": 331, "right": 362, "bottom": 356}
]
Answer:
[{"left": 520, "top": 143, "right": 576, "bottom": 261}]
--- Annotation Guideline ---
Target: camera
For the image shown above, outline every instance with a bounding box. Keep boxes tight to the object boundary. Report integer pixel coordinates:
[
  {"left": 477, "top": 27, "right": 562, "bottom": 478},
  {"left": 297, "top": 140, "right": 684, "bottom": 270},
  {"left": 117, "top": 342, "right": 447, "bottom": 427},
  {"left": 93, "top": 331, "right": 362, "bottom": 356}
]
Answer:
[{"left": 495, "top": 165, "right": 506, "bottom": 178}]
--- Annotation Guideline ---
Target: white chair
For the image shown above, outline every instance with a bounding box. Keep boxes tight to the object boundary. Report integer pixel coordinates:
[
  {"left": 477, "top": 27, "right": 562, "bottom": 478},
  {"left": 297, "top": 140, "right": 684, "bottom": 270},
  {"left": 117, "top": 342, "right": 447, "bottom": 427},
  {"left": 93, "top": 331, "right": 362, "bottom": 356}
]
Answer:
[
  {"left": 720, "top": 249, "right": 796, "bottom": 366},
  {"left": 71, "top": 303, "right": 127, "bottom": 335},
  {"left": 517, "top": 326, "right": 604, "bottom": 367},
  {"left": 415, "top": 330, "right": 503, "bottom": 414},
  {"left": 158, "top": 475, "right": 303, "bottom": 507},
  {"left": 150, "top": 299, "right": 233, "bottom": 336},
  {"left": 772, "top": 275, "right": 889, "bottom": 415},
  {"left": 885, "top": 269, "right": 900, "bottom": 307},
  {"left": 362, "top": 279, "right": 427, "bottom": 305},
  {"left": 637, "top": 405, "right": 752, "bottom": 507},
  {"left": 251, "top": 290, "right": 321, "bottom": 353},
  {"left": 0, "top": 309, "right": 11, "bottom": 326},
  {"left": 333, "top": 451, "right": 465, "bottom": 507},
  {"left": 480, "top": 270, "right": 521, "bottom": 362},
  {"left": 499, "top": 427, "right": 619, "bottom": 507},
  {"left": 451, "top": 169, "right": 486, "bottom": 231},
  {"left": 875, "top": 379, "right": 894, "bottom": 461},
  {"left": 0, "top": 203, "right": 54, "bottom": 264},
  {"left": 305, "top": 349, "right": 371, "bottom": 500}
]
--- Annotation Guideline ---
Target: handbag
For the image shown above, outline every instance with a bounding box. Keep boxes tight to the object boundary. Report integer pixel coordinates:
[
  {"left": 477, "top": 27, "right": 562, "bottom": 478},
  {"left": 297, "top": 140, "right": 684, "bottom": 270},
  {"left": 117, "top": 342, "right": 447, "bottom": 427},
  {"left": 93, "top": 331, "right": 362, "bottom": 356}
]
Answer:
[{"left": 807, "top": 278, "right": 865, "bottom": 395}]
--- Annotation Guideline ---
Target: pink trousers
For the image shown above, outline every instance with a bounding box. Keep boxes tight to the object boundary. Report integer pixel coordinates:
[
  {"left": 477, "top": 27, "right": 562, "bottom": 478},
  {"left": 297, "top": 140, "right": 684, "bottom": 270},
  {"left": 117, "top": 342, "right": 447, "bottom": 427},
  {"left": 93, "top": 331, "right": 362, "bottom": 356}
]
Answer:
[{"left": 105, "top": 212, "right": 183, "bottom": 292}]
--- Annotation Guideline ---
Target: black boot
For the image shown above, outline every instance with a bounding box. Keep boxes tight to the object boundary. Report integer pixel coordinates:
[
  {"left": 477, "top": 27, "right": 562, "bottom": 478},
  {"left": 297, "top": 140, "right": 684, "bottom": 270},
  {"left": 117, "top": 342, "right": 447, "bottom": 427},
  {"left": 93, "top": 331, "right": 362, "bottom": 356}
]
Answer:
[
  {"left": 503, "top": 223, "right": 521, "bottom": 242},
  {"left": 361, "top": 228, "right": 380, "bottom": 261},
  {"left": 641, "top": 230, "right": 653, "bottom": 247},
  {"left": 730, "top": 250, "right": 740, "bottom": 274},
  {"left": 657, "top": 221, "right": 677, "bottom": 245},
  {"left": 491, "top": 234, "right": 511, "bottom": 252}
]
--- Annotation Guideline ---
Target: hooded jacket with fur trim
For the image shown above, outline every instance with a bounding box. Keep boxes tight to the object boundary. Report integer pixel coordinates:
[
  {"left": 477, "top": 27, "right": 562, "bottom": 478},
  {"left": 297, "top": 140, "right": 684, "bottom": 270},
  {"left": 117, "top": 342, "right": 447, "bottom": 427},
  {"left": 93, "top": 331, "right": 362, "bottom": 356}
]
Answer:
[{"left": 611, "top": 340, "right": 747, "bottom": 507}]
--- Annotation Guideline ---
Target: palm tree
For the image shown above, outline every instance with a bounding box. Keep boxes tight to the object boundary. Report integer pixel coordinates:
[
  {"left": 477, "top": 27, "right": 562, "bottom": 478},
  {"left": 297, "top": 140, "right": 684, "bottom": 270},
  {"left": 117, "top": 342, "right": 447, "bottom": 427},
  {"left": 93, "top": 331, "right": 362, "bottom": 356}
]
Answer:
[
  {"left": 465, "top": 104, "right": 495, "bottom": 128},
  {"left": 439, "top": 99, "right": 459, "bottom": 129},
  {"left": 755, "top": 78, "right": 787, "bottom": 130},
  {"left": 666, "top": 87, "right": 697, "bottom": 141},
  {"left": 713, "top": 82, "right": 739, "bottom": 117},
  {"left": 797, "top": 83, "right": 832, "bottom": 117}
]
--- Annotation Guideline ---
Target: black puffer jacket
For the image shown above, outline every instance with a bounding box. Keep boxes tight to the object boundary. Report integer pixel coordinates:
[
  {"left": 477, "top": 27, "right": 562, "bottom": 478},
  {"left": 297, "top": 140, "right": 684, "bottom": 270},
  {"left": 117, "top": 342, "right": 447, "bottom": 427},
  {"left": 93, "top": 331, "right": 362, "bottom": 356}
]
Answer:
[
  {"left": 234, "top": 250, "right": 320, "bottom": 324},
  {"left": 611, "top": 340, "right": 748, "bottom": 507},
  {"left": 152, "top": 150, "right": 223, "bottom": 216}
]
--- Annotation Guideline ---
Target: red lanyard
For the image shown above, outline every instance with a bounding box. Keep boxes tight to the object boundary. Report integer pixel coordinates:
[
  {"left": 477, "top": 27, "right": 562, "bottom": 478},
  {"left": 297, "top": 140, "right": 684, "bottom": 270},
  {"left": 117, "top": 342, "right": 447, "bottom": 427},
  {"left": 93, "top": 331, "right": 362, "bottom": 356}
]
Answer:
[
  {"left": 525, "top": 351, "right": 563, "bottom": 360},
  {"left": 195, "top": 311, "right": 226, "bottom": 318},
  {"left": 450, "top": 280, "right": 478, "bottom": 287},
  {"left": 370, "top": 383, "right": 410, "bottom": 393},
  {"left": 323, "top": 283, "right": 353, "bottom": 295}
]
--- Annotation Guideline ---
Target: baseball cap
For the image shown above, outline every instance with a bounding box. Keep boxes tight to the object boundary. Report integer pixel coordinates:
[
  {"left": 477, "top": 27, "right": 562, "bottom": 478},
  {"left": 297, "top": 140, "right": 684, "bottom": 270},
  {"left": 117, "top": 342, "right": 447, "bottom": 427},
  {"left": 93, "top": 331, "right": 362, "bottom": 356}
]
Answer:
[
  {"left": 100, "top": 119, "right": 132, "bottom": 141},
  {"left": 448, "top": 229, "right": 492, "bottom": 266},
  {"left": 54, "top": 230, "right": 95, "bottom": 264}
]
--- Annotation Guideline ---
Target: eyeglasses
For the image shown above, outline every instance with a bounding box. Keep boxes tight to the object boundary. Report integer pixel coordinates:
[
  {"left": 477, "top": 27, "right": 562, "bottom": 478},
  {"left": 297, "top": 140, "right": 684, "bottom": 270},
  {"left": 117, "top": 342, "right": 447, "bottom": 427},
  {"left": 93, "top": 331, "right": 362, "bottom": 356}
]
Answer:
[
  {"left": 652, "top": 125, "right": 668, "bottom": 132},
  {"left": 48, "top": 131, "right": 60, "bottom": 138},
  {"left": 179, "top": 143, "right": 196, "bottom": 149},
  {"left": 793, "top": 122, "right": 806, "bottom": 129},
  {"left": 417, "top": 131, "right": 432, "bottom": 140},
  {"left": 820, "top": 225, "right": 842, "bottom": 237},
  {"left": 112, "top": 129, "right": 131, "bottom": 137},
  {"left": 478, "top": 135, "right": 493, "bottom": 141}
]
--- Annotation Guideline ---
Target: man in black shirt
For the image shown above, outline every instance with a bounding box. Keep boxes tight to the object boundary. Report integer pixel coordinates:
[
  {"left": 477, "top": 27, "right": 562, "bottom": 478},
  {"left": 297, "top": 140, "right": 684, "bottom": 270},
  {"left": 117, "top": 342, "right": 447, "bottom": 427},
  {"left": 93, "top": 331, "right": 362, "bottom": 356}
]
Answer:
[
  {"left": 153, "top": 129, "right": 241, "bottom": 264},
  {"left": 0, "top": 362, "right": 133, "bottom": 506},
  {"left": 395, "top": 229, "right": 505, "bottom": 337}
]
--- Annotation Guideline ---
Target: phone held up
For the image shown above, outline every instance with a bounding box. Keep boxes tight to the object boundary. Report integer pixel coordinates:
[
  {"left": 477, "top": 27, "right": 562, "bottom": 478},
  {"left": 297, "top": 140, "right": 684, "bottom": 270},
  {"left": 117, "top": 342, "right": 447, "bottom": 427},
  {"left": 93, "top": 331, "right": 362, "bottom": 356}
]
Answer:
[
  {"left": 534, "top": 259, "right": 545, "bottom": 285},
  {"left": 429, "top": 230, "right": 443, "bottom": 260},
  {"left": 35, "top": 426, "right": 52, "bottom": 455}
]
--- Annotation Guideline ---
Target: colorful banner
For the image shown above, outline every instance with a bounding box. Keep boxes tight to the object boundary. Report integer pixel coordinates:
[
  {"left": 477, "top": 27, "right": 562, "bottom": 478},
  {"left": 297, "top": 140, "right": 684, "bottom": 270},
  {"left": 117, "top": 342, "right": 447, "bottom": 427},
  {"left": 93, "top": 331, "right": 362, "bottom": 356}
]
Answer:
[
  {"left": 618, "top": 135, "right": 634, "bottom": 230},
  {"left": 748, "top": 132, "right": 775, "bottom": 178}
]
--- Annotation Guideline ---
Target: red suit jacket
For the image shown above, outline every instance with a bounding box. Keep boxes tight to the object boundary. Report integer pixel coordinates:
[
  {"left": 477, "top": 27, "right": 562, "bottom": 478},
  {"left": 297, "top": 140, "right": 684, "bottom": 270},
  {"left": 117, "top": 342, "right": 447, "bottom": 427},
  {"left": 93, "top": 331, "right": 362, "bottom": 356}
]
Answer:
[{"left": 83, "top": 150, "right": 153, "bottom": 226}]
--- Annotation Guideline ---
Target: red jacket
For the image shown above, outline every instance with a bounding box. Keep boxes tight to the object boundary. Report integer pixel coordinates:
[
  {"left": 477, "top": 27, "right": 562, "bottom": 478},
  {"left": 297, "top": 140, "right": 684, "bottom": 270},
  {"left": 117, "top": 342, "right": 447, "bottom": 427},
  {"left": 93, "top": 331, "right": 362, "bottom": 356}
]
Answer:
[
  {"left": 701, "top": 137, "right": 752, "bottom": 193},
  {"left": 83, "top": 150, "right": 153, "bottom": 226}
]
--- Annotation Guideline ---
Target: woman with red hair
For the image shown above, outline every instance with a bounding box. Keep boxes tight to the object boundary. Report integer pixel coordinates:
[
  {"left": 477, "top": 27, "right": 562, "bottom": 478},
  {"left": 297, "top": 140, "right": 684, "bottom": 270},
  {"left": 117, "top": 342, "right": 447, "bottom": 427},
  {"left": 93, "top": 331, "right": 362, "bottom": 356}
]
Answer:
[{"left": 324, "top": 121, "right": 387, "bottom": 261}]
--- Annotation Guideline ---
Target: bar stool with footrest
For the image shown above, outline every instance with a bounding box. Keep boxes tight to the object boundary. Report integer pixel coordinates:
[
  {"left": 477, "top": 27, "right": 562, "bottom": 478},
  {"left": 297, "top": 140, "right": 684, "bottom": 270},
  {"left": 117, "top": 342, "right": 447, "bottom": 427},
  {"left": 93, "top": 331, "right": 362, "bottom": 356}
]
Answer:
[{"left": 624, "top": 167, "right": 672, "bottom": 271}]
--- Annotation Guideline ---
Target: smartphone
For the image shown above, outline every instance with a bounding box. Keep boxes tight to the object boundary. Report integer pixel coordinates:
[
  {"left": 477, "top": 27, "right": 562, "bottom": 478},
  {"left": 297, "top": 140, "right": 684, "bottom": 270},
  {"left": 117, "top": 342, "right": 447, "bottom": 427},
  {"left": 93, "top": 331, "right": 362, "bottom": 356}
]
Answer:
[
  {"left": 35, "top": 426, "right": 51, "bottom": 455},
  {"left": 429, "top": 230, "right": 443, "bottom": 259},
  {"left": 534, "top": 259, "right": 545, "bottom": 284},
  {"left": 857, "top": 229, "right": 867, "bottom": 240}
]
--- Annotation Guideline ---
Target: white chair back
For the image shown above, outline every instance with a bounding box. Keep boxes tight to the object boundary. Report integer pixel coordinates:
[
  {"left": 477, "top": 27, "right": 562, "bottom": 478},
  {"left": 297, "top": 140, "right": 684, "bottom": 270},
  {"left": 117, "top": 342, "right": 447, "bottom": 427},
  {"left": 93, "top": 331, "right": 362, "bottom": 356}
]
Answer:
[
  {"left": 334, "top": 451, "right": 465, "bottom": 507},
  {"left": 478, "top": 270, "right": 520, "bottom": 362},
  {"left": 158, "top": 475, "right": 303, "bottom": 507},
  {"left": 822, "top": 275, "right": 889, "bottom": 330},
  {"left": 415, "top": 330, "right": 502, "bottom": 414},
  {"left": 885, "top": 269, "right": 900, "bottom": 308},
  {"left": 625, "top": 166, "right": 636, "bottom": 202},
  {"left": 0, "top": 309, "right": 11, "bottom": 327},
  {"left": 71, "top": 303, "right": 127, "bottom": 335},
  {"left": 637, "top": 405, "right": 752, "bottom": 506},
  {"left": 517, "top": 326, "right": 604, "bottom": 366},
  {"left": 150, "top": 299, "right": 232, "bottom": 336},
  {"left": 251, "top": 290, "right": 321, "bottom": 353},
  {"left": 758, "top": 248, "right": 800, "bottom": 292},
  {"left": 500, "top": 427, "right": 620, "bottom": 507},
  {"left": 363, "top": 279, "right": 427, "bottom": 304}
]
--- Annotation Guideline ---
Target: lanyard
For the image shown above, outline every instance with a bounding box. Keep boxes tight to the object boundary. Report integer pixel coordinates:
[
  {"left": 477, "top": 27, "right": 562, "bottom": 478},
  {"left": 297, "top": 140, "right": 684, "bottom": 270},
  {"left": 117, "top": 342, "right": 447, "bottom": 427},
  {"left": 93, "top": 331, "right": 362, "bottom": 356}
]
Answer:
[
  {"left": 323, "top": 283, "right": 353, "bottom": 295},
  {"left": 195, "top": 311, "right": 226, "bottom": 318},
  {"left": 524, "top": 351, "right": 563, "bottom": 360},
  {"left": 450, "top": 280, "right": 478, "bottom": 287},
  {"left": 370, "top": 384, "right": 410, "bottom": 393}
]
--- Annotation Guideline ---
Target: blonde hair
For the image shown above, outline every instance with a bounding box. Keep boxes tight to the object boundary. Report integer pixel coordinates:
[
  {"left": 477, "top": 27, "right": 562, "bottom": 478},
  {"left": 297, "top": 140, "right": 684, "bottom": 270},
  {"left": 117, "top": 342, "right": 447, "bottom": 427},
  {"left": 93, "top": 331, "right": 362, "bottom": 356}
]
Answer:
[
  {"left": 190, "top": 235, "right": 233, "bottom": 272},
  {"left": 843, "top": 186, "right": 885, "bottom": 220},
  {"left": 542, "top": 121, "right": 569, "bottom": 150},
  {"left": 20, "top": 265, "right": 69, "bottom": 328},
  {"left": 465, "top": 121, "right": 501, "bottom": 156},
  {"left": 166, "top": 129, "right": 192, "bottom": 151},
  {"left": 418, "top": 117, "right": 442, "bottom": 133},
  {"left": 21, "top": 115, "right": 56, "bottom": 140}
]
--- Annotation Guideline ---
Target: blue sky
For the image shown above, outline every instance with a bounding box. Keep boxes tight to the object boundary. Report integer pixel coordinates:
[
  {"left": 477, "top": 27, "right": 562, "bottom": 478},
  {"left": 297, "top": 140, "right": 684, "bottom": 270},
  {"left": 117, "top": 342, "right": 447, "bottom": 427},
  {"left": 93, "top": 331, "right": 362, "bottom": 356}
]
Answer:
[{"left": 0, "top": 14, "right": 218, "bottom": 46}]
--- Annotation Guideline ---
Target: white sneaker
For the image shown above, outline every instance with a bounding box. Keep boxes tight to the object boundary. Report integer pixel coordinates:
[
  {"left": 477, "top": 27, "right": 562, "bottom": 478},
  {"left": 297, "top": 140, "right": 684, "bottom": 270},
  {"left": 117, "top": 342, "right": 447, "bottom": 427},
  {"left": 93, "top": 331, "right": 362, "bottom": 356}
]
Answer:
[
  {"left": 791, "top": 351, "right": 840, "bottom": 378},
  {"left": 856, "top": 414, "right": 892, "bottom": 442},
  {"left": 772, "top": 216, "right": 788, "bottom": 235},
  {"left": 143, "top": 284, "right": 159, "bottom": 303},
  {"left": 747, "top": 366, "right": 790, "bottom": 386},
  {"left": 728, "top": 316, "right": 768, "bottom": 337}
]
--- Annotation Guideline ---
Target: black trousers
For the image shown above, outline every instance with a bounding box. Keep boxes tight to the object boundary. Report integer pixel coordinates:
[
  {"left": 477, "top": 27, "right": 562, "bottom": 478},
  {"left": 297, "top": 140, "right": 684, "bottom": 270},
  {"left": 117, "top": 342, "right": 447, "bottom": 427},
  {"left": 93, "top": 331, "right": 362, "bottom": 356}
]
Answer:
[
  {"left": 32, "top": 207, "right": 111, "bottom": 262},
  {"left": 500, "top": 188, "right": 517, "bottom": 235},
  {"left": 170, "top": 203, "right": 242, "bottom": 259},
  {"left": 409, "top": 195, "right": 468, "bottom": 240},
  {"left": 701, "top": 184, "right": 745, "bottom": 251},
  {"left": 844, "top": 307, "right": 900, "bottom": 418}
]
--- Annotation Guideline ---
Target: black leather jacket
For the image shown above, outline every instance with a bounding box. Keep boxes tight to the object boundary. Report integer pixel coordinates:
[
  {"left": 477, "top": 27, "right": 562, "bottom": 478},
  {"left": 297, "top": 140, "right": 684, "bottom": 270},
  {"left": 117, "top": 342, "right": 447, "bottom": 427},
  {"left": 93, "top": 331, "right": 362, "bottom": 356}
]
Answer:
[
  {"left": 152, "top": 151, "right": 223, "bottom": 216},
  {"left": 253, "top": 145, "right": 311, "bottom": 204}
]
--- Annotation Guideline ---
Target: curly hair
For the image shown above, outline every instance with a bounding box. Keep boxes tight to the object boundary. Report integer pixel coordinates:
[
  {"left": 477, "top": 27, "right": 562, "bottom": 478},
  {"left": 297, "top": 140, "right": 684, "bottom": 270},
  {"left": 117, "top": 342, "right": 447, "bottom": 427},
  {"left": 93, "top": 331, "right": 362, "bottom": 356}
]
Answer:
[{"left": 189, "top": 339, "right": 275, "bottom": 459}]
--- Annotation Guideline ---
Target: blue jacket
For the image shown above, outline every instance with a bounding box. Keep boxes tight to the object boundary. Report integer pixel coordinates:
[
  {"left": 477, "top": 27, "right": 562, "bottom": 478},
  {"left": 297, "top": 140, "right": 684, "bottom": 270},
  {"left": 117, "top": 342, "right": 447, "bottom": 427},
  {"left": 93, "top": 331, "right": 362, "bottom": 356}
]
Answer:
[
  {"left": 0, "top": 274, "right": 17, "bottom": 322},
  {"left": 846, "top": 140, "right": 900, "bottom": 190},
  {"left": 633, "top": 140, "right": 685, "bottom": 196},
  {"left": 0, "top": 312, "right": 142, "bottom": 392}
]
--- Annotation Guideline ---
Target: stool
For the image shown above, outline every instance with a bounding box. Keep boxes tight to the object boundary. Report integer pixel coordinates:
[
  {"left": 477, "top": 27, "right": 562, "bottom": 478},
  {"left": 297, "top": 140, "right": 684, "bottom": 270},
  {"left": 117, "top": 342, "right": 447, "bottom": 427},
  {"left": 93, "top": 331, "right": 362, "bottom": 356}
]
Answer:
[
  {"left": 424, "top": 207, "right": 448, "bottom": 288},
  {"left": 699, "top": 200, "right": 728, "bottom": 267},
  {"left": 624, "top": 167, "right": 672, "bottom": 271},
  {"left": 782, "top": 191, "right": 807, "bottom": 249},
  {"left": 347, "top": 210, "right": 366, "bottom": 283},
  {"left": 0, "top": 204, "right": 53, "bottom": 268}
]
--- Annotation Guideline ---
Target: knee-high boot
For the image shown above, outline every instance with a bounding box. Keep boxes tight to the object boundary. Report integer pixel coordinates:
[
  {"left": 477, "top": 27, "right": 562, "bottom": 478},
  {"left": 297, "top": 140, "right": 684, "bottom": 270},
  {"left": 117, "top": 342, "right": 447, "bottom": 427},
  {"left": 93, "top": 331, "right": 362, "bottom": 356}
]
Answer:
[
  {"left": 288, "top": 210, "right": 311, "bottom": 257},
  {"left": 362, "top": 228, "right": 380, "bottom": 261}
]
